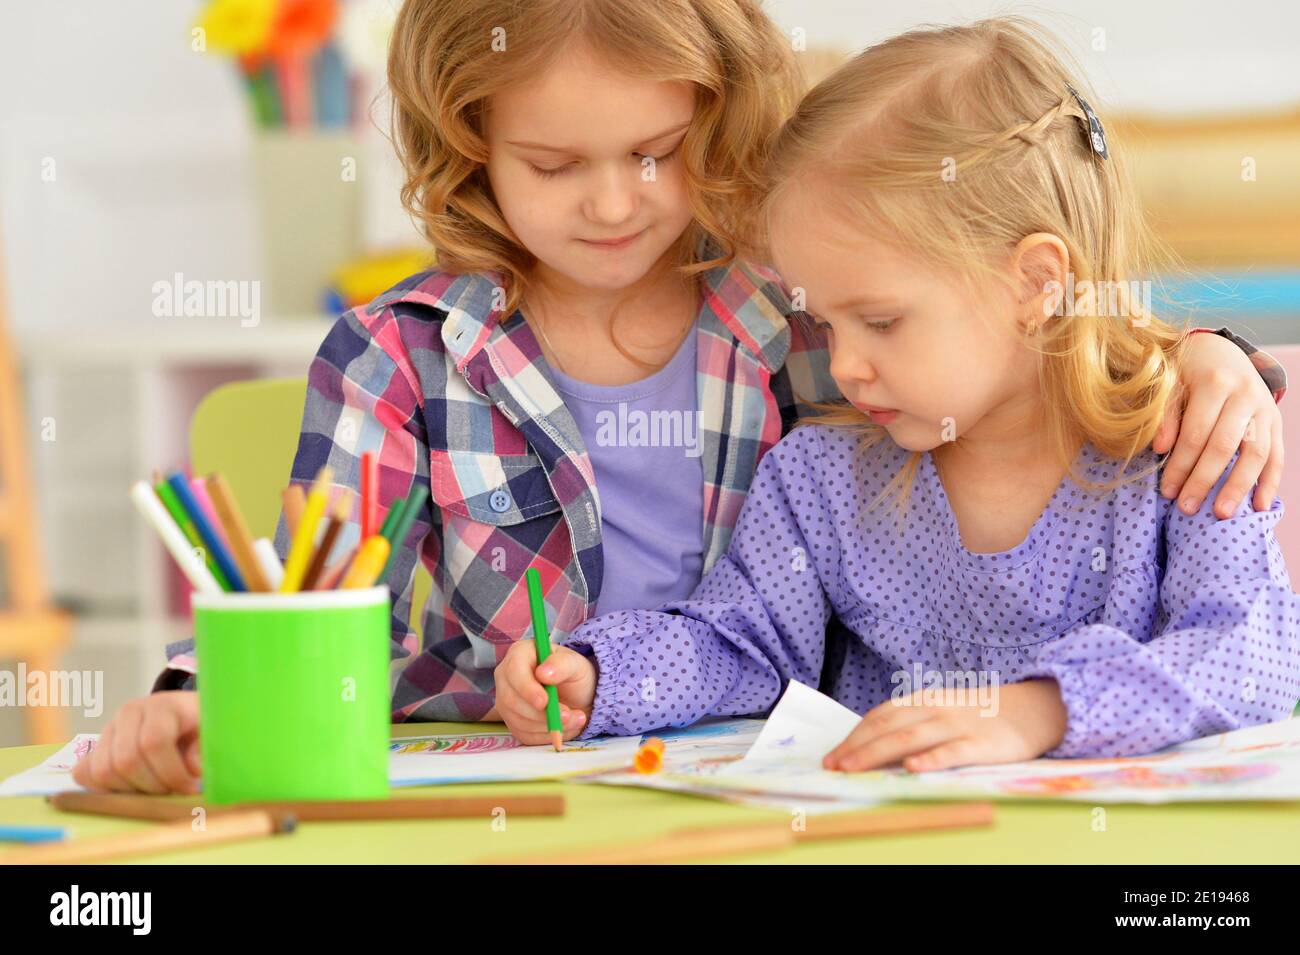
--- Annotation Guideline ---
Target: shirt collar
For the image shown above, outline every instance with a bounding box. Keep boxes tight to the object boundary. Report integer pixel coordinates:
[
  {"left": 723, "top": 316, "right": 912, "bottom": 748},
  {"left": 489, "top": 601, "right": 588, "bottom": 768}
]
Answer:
[{"left": 376, "top": 241, "right": 794, "bottom": 375}]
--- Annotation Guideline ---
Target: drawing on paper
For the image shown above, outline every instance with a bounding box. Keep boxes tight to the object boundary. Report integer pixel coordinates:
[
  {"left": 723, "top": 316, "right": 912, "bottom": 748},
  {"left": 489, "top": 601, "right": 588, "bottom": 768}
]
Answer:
[
  {"left": 391, "top": 735, "right": 523, "bottom": 755},
  {"left": 390, "top": 734, "right": 601, "bottom": 756},
  {"left": 1001, "top": 762, "right": 1277, "bottom": 796}
]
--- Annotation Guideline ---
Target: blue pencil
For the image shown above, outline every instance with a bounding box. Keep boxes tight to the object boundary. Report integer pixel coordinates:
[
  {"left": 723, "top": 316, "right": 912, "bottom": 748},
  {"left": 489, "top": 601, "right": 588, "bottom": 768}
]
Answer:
[
  {"left": 0, "top": 824, "right": 66, "bottom": 843},
  {"left": 165, "top": 471, "right": 247, "bottom": 591}
]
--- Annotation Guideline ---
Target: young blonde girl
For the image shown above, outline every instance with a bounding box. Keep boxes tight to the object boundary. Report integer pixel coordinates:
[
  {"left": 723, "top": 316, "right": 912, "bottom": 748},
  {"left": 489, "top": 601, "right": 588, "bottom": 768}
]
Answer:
[
  {"left": 79, "top": 5, "right": 1284, "bottom": 793},
  {"left": 496, "top": 16, "right": 1300, "bottom": 767}
]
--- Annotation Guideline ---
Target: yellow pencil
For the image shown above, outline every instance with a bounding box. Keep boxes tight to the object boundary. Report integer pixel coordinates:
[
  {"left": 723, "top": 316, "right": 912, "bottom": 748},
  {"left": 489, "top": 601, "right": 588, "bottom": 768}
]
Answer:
[
  {"left": 340, "top": 535, "right": 390, "bottom": 589},
  {"left": 280, "top": 466, "right": 334, "bottom": 592}
]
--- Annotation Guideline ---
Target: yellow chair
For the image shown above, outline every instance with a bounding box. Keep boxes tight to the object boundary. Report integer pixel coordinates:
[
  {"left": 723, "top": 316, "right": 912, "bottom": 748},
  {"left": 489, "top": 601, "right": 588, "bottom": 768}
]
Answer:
[{"left": 189, "top": 377, "right": 430, "bottom": 634}]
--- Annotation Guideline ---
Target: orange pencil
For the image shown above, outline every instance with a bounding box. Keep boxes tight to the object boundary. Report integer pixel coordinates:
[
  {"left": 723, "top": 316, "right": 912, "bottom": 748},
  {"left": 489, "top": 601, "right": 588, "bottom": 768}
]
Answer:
[
  {"left": 282, "top": 485, "right": 307, "bottom": 538},
  {"left": 340, "top": 535, "right": 390, "bottom": 588},
  {"left": 206, "top": 473, "right": 271, "bottom": 591}
]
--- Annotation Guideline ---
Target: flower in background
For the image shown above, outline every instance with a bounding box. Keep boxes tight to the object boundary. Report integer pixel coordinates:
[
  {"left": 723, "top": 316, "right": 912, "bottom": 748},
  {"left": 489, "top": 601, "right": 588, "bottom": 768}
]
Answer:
[
  {"left": 196, "top": 0, "right": 277, "bottom": 56},
  {"left": 268, "top": 0, "right": 340, "bottom": 59}
]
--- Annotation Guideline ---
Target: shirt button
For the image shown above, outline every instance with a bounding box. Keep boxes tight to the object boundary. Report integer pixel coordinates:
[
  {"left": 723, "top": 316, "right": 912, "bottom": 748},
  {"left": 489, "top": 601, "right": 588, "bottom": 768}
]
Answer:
[{"left": 489, "top": 489, "right": 511, "bottom": 513}]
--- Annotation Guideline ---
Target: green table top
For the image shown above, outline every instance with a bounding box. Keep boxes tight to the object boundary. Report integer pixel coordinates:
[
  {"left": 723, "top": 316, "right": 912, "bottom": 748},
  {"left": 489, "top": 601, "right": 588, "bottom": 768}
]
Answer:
[{"left": 1, "top": 723, "right": 1295, "bottom": 863}]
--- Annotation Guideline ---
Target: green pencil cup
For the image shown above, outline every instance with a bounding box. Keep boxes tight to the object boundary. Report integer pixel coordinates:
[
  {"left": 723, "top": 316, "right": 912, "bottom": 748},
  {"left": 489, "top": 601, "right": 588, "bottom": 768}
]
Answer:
[{"left": 192, "top": 586, "right": 391, "bottom": 804}]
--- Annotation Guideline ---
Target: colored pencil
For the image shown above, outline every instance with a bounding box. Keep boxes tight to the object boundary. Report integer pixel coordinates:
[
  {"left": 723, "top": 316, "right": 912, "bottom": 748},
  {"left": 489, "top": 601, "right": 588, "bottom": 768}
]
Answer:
[
  {"left": 301, "top": 489, "right": 352, "bottom": 590},
  {"left": 360, "top": 450, "right": 377, "bottom": 539},
  {"left": 0, "top": 824, "right": 65, "bottom": 844},
  {"left": 47, "top": 792, "right": 565, "bottom": 823},
  {"left": 377, "top": 494, "right": 406, "bottom": 542},
  {"left": 282, "top": 485, "right": 307, "bottom": 538},
  {"left": 252, "top": 538, "right": 285, "bottom": 590},
  {"left": 526, "top": 567, "right": 564, "bottom": 751},
  {"left": 340, "top": 536, "right": 389, "bottom": 589},
  {"left": 129, "top": 482, "right": 221, "bottom": 594},
  {"left": 153, "top": 479, "right": 232, "bottom": 591},
  {"left": 379, "top": 484, "right": 429, "bottom": 576},
  {"left": 0, "top": 810, "right": 295, "bottom": 865},
  {"left": 190, "top": 477, "right": 233, "bottom": 553},
  {"left": 280, "top": 466, "right": 334, "bottom": 592},
  {"left": 481, "top": 803, "right": 996, "bottom": 864},
  {"left": 166, "top": 471, "right": 247, "bottom": 591},
  {"left": 206, "top": 474, "right": 271, "bottom": 591},
  {"left": 315, "top": 544, "right": 356, "bottom": 590}
]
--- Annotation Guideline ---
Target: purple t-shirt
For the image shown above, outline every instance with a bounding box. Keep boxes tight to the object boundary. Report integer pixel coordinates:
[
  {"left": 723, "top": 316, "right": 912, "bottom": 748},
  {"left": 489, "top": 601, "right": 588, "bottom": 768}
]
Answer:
[
  {"left": 548, "top": 329, "right": 705, "bottom": 616},
  {"left": 566, "top": 424, "right": 1300, "bottom": 758}
]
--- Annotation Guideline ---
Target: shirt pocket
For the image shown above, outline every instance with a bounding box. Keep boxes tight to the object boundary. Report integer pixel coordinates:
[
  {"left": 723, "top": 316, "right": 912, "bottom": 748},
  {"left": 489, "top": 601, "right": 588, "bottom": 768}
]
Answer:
[
  {"left": 427, "top": 449, "right": 569, "bottom": 670},
  {"left": 428, "top": 449, "right": 561, "bottom": 525}
]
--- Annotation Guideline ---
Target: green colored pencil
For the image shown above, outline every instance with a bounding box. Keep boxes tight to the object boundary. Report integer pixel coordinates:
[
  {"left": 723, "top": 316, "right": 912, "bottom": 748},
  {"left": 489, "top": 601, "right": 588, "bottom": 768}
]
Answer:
[
  {"left": 526, "top": 567, "right": 563, "bottom": 751},
  {"left": 377, "top": 495, "right": 408, "bottom": 542},
  {"left": 154, "top": 480, "right": 232, "bottom": 591},
  {"left": 379, "top": 484, "right": 429, "bottom": 577}
]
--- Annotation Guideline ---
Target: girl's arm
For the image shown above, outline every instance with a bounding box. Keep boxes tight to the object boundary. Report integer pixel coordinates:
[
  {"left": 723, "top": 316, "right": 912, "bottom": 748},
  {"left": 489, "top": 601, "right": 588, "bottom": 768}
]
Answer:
[
  {"left": 1024, "top": 459, "right": 1300, "bottom": 758},
  {"left": 565, "top": 426, "right": 838, "bottom": 738}
]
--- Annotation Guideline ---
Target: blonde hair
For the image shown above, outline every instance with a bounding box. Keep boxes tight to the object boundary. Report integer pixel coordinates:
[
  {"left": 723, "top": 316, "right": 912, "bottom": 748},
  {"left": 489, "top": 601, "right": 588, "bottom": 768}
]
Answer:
[
  {"left": 387, "top": 0, "right": 803, "bottom": 319},
  {"left": 757, "top": 17, "right": 1188, "bottom": 509}
]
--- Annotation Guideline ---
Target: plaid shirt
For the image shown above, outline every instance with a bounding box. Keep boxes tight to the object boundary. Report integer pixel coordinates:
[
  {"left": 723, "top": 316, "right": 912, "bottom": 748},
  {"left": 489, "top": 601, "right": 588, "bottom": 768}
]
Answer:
[
  {"left": 156, "top": 259, "right": 1286, "bottom": 721},
  {"left": 159, "top": 253, "right": 839, "bottom": 720}
]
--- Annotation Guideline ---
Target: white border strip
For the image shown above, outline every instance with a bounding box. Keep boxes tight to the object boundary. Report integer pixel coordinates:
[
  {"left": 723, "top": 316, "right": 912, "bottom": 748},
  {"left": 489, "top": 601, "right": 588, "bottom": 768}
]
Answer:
[{"left": 192, "top": 586, "right": 389, "bottom": 611}]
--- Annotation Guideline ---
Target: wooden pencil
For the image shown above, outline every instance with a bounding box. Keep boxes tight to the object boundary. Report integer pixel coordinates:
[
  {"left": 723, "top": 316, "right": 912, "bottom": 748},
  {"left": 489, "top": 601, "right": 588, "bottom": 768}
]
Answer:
[
  {"left": 300, "top": 489, "right": 351, "bottom": 590},
  {"left": 478, "top": 802, "right": 995, "bottom": 864},
  {"left": 206, "top": 473, "right": 271, "bottom": 591},
  {"left": 0, "top": 810, "right": 294, "bottom": 865},
  {"left": 282, "top": 485, "right": 307, "bottom": 538},
  {"left": 47, "top": 791, "right": 565, "bottom": 822},
  {"left": 315, "top": 545, "right": 357, "bottom": 590},
  {"left": 482, "top": 821, "right": 796, "bottom": 865}
]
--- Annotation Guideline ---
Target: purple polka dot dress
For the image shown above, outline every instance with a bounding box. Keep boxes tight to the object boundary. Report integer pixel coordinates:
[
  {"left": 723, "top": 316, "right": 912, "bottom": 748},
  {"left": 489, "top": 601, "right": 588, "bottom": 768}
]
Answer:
[{"left": 566, "top": 424, "right": 1300, "bottom": 757}]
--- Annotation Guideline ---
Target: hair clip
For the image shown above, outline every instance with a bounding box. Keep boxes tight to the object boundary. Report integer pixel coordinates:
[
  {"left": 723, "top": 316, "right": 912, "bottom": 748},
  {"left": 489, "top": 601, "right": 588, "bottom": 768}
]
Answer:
[{"left": 1066, "top": 84, "right": 1108, "bottom": 160}]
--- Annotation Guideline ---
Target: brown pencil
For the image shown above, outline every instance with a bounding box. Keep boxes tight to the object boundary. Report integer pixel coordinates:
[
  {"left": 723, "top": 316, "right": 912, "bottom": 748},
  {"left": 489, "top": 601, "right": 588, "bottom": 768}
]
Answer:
[
  {"left": 479, "top": 801, "right": 995, "bottom": 864},
  {"left": 315, "top": 545, "right": 357, "bottom": 590},
  {"left": 0, "top": 809, "right": 294, "bottom": 865},
  {"left": 300, "top": 489, "right": 352, "bottom": 590},
  {"left": 206, "top": 473, "right": 271, "bottom": 591},
  {"left": 47, "top": 791, "right": 566, "bottom": 822}
]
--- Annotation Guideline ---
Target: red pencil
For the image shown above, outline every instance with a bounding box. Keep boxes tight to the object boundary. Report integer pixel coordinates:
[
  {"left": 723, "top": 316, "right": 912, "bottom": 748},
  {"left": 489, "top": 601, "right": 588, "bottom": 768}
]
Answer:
[{"left": 361, "top": 451, "right": 378, "bottom": 539}]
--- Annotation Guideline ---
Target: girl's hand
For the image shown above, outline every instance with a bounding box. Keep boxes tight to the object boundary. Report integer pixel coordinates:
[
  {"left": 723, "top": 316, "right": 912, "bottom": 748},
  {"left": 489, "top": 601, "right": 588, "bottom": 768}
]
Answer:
[
  {"left": 493, "top": 641, "right": 596, "bottom": 745},
  {"left": 823, "top": 679, "right": 1068, "bottom": 773},
  {"left": 1157, "top": 331, "right": 1283, "bottom": 519},
  {"left": 72, "top": 691, "right": 202, "bottom": 795}
]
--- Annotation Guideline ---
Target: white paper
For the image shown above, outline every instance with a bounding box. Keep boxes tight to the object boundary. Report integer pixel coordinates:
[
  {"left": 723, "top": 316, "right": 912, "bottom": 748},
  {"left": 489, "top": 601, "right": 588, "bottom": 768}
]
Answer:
[
  {"left": 0, "top": 734, "right": 96, "bottom": 797},
  {"left": 708, "top": 684, "right": 1300, "bottom": 804},
  {"left": 0, "top": 730, "right": 641, "bottom": 796},
  {"left": 742, "top": 679, "right": 862, "bottom": 765},
  {"left": 590, "top": 710, "right": 881, "bottom": 814}
]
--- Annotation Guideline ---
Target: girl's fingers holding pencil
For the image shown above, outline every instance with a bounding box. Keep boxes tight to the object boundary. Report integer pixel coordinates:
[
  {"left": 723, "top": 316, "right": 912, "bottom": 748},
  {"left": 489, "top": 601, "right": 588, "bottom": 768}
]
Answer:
[{"left": 534, "top": 646, "right": 597, "bottom": 712}]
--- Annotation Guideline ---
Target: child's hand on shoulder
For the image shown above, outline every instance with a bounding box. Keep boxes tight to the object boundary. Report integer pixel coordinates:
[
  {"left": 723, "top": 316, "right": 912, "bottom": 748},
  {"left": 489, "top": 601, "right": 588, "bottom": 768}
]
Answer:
[
  {"left": 823, "top": 679, "right": 1068, "bottom": 773},
  {"left": 494, "top": 642, "right": 595, "bottom": 745},
  {"left": 72, "top": 690, "right": 202, "bottom": 794}
]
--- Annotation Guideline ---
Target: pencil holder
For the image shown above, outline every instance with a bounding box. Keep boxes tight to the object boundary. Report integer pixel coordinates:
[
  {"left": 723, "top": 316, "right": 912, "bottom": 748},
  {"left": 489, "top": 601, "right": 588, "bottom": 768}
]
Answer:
[{"left": 192, "top": 586, "right": 390, "bottom": 804}]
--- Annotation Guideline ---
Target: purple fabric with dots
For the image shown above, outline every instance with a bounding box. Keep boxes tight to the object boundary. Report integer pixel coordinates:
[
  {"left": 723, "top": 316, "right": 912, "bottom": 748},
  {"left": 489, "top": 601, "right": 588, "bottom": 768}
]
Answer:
[{"left": 565, "top": 424, "right": 1300, "bottom": 757}]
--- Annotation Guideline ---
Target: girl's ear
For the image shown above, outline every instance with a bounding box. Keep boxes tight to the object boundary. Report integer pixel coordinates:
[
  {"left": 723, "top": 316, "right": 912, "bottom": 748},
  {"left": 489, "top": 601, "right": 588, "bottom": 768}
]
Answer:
[{"left": 1010, "top": 233, "right": 1070, "bottom": 330}]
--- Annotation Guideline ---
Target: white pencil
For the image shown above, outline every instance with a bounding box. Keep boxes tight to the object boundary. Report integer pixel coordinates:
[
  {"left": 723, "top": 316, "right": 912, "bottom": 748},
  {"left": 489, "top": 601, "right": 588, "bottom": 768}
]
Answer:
[
  {"left": 129, "top": 481, "right": 221, "bottom": 594},
  {"left": 253, "top": 537, "right": 285, "bottom": 590}
]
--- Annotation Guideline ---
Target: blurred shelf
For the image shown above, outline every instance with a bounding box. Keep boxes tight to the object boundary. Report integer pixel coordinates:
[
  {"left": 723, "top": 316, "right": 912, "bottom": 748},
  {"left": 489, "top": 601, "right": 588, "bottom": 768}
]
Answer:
[{"left": 16, "top": 317, "right": 330, "bottom": 367}]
